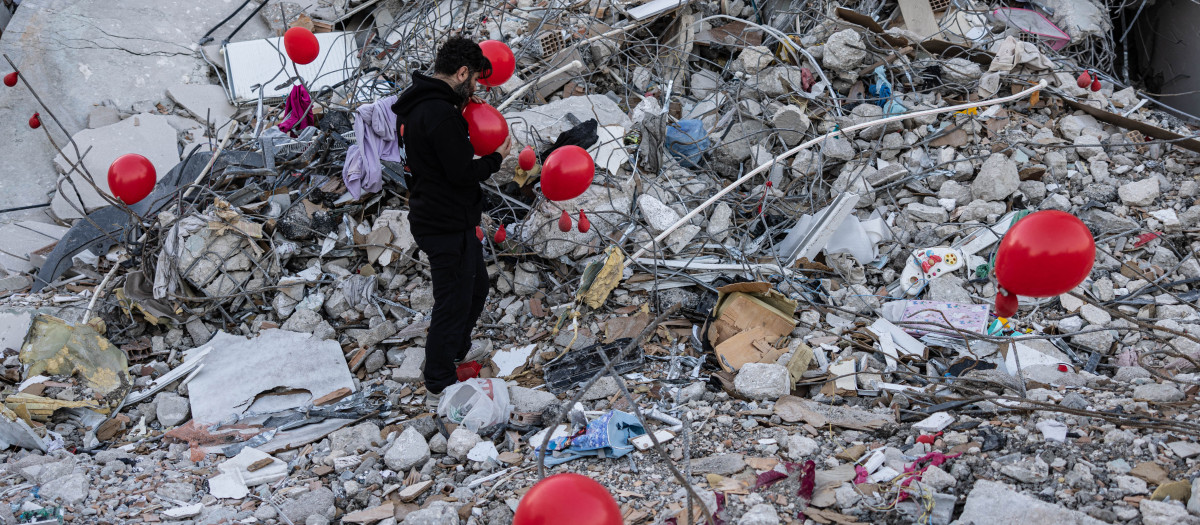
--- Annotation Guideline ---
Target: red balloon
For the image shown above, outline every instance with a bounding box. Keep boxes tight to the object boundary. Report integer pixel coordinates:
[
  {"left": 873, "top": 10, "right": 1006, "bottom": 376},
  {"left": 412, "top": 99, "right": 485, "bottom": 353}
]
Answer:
[
  {"left": 494, "top": 225, "right": 507, "bottom": 243},
  {"left": 994, "top": 210, "right": 1095, "bottom": 298},
  {"left": 283, "top": 27, "right": 320, "bottom": 65},
  {"left": 578, "top": 210, "right": 590, "bottom": 233},
  {"left": 519, "top": 145, "right": 536, "bottom": 171},
  {"left": 1090, "top": 78, "right": 1101, "bottom": 92},
  {"left": 107, "top": 153, "right": 157, "bottom": 205},
  {"left": 558, "top": 210, "right": 572, "bottom": 232},
  {"left": 1076, "top": 71, "right": 1091, "bottom": 89},
  {"left": 476, "top": 226, "right": 485, "bottom": 242},
  {"left": 541, "top": 145, "right": 594, "bottom": 201},
  {"left": 478, "top": 40, "right": 515, "bottom": 87},
  {"left": 994, "top": 290, "right": 1018, "bottom": 318},
  {"left": 463, "top": 101, "right": 509, "bottom": 156},
  {"left": 3, "top": 72, "right": 16, "bottom": 87},
  {"left": 28, "top": 113, "right": 40, "bottom": 129},
  {"left": 513, "top": 473, "right": 622, "bottom": 525}
]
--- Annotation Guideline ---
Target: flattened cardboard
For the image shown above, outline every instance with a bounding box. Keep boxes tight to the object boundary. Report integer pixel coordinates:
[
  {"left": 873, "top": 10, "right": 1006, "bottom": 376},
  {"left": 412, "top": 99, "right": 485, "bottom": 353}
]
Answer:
[{"left": 707, "top": 282, "right": 798, "bottom": 373}]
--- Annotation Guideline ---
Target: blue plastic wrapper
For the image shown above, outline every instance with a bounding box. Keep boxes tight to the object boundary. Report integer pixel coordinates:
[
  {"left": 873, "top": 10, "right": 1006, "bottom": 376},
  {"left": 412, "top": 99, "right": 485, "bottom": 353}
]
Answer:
[{"left": 665, "top": 119, "right": 709, "bottom": 168}]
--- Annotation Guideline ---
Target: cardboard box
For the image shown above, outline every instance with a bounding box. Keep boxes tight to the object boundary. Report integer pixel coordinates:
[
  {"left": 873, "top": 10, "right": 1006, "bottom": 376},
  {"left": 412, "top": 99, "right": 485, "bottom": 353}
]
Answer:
[{"left": 707, "top": 282, "right": 798, "bottom": 372}]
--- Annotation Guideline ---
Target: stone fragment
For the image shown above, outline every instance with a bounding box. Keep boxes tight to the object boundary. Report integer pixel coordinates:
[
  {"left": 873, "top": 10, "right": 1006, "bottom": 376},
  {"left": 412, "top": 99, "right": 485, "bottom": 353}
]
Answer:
[
  {"left": 403, "top": 503, "right": 460, "bottom": 525},
  {"left": 280, "top": 487, "right": 336, "bottom": 523},
  {"left": 822, "top": 29, "right": 866, "bottom": 75},
  {"left": 582, "top": 376, "right": 621, "bottom": 401},
  {"left": 708, "top": 202, "right": 733, "bottom": 242},
  {"left": 959, "top": 480, "right": 1105, "bottom": 524},
  {"left": 734, "top": 363, "right": 791, "bottom": 399},
  {"left": 1133, "top": 382, "right": 1184, "bottom": 402},
  {"left": 155, "top": 392, "right": 191, "bottom": 427},
  {"left": 733, "top": 46, "right": 773, "bottom": 74},
  {"left": 738, "top": 504, "right": 781, "bottom": 525},
  {"left": 1167, "top": 440, "right": 1200, "bottom": 458},
  {"left": 447, "top": 428, "right": 481, "bottom": 461},
  {"left": 39, "top": 473, "right": 89, "bottom": 505},
  {"left": 771, "top": 104, "right": 810, "bottom": 146},
  {"left": 786, "top": 435, "right": 819, "bottom": 460},
  {"left": 385, "top": 426, "right": 430, "bottom": 471},
  {"left": 691, "top": 453, "right": 745, "bottom": 476},
  {"left": 971, "top": 154, "right": 1020, "bottom": 201},
  {"left": 1140, "top": 499, "right": 1198, "bottom": 525},
  {"left": 1118, "top": 177, "right": 1161, "bottom": 206},
  {"left": 510, "top": 386, "right": 559, "bottom": 413},
  {"left": 922, "top": 465, "right": 957, "bottom": 492},
  {"left": 392, "top": 347, "right": 426, "bottom": 383}
]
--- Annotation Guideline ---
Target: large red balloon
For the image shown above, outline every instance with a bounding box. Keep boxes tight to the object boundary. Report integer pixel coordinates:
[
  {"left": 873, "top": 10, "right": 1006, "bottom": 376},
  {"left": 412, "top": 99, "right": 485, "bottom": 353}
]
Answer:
[
  {"left": 283, "top": 27, "right": 320, "bottom": 65},
  {"left": 994, "top": 210, "right": 1095, "bottom": 298},
  {"left": 541, "top": 146, "right": 594, "bottom": 201},
  {"left": 463, "top": 101, "right": 508, "bottom": 156},
  {"left": 107, "top": 153, "right": 157, "bottom": 205},
  {"left": 478, "top": 40, "right": 515, "bottom": 87},
  {"left": 513, "top": 473, "right": 622, "bottom": 525}
]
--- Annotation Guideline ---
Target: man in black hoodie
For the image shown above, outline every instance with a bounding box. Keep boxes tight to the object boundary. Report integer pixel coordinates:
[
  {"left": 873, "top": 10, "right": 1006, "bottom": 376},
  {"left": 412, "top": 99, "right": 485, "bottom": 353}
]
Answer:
[{"left": 391, "top": 37, "right": 512, "bottom": 401}]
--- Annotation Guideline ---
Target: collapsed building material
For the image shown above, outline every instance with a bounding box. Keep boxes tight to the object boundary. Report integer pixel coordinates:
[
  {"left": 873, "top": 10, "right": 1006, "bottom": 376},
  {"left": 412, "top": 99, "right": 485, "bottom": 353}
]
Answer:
[{"left": 183, "top": 329, "right": 355, "bottom": 425}]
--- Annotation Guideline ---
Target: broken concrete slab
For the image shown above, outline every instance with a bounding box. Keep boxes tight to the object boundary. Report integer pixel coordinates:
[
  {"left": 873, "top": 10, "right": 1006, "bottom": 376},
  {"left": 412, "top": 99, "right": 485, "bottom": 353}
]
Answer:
[
  {"left": 50, "top": 114, "right": 183, "bottom": 220},
  {"left": 506, "top": 95, "right": 632, "bottom": 149},
  {"left": 183, "top": 329, "right": 356, "bottom": 425},
  {"left": 167, "top": 84, "right": 237, "bottom": 131},
  {"left": 0, "top": 0, "right": 272, "bottom": 227},
  {"left": 959, "top": 480, "right": 1106, "bottom": 524}
]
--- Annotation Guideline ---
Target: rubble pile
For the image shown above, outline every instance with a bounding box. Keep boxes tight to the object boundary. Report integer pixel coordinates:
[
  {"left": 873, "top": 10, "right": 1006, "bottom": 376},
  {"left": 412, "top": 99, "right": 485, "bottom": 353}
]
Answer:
[{"left": 0, "top": 0, "right": 1199, "bottom": 524}]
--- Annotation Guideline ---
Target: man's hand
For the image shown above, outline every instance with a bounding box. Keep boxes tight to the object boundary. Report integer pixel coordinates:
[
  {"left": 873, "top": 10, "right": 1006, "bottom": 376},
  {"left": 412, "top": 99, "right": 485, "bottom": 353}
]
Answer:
[{"left": 496, "top": 133, "right": 513, "bottom": 158}]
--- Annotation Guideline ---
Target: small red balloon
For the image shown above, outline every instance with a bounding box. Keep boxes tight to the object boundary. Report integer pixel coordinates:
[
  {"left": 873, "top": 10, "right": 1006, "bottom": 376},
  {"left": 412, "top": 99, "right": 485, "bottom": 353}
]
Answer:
[
  {"left": 994, "top": 290, "right": 1018, "bottom": 318},
  {"left": 519, "top": 145, "right": 536, "bottom": 171},
  {"left": 558, "top": 210, "right": 571, "bottom": 232},
  {"left": 994, "top": 210, "right": 1095, "bottom": 298},
  {"left": 1090, "top": 78, "right": 1101, "bottom": 92},
  {"left": 476, "top": 226, "right": 485, "bottom": 241},
  {"left": 463, "top": 101, "right": 509, "bottom": 156},
  {"left": 1076, "top": 71, "right": 1091, "bottom": 89},
  {"left": 3, "top": 72, "right": 16, "bottom": 87},
  {"left": 478, "top": 40, "right": 516, "bottom": 87},
  {"left": 28, "top": 113, "right": 40, "bottom": 129},
  {"left": 107, "top": 153, "right": 157, "bottom": 205},
  {"left": 283, "top": 27, "right": 320, "bottom": 65},
  {"left": 513, "top": 473, "right": 622, "bottom": 525},
  {"left": 494, "top": 225, "right": 507, "bottom": 243},
  {"left": 578, "top": 210, "right": 590, "bottom": 233},
  {"left": 541, "top": 145, "right": 594, "bottom": 201}
]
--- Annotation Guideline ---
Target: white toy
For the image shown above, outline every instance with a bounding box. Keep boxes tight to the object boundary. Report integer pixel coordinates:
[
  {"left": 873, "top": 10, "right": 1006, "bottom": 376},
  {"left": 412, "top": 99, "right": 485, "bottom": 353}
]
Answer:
[{"left": 898, "top": 247, "right": 965, "bottom": 296}]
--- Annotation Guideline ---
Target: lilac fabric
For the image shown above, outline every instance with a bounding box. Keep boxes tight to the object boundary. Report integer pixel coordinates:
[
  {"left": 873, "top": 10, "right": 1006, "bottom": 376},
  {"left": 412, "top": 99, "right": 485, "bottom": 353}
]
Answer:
[
  {"left": 342, "top": 95, "right": 401, "bottom": 199},
  {"left": 278, "top": 84, "right": 315, "bottom": 135}
]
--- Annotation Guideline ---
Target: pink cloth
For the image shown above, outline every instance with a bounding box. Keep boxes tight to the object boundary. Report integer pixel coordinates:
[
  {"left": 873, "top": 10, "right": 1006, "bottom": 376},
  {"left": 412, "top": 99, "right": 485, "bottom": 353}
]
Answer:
[{"left": 278, "top": 84, "right": 315, "bottom": 135}]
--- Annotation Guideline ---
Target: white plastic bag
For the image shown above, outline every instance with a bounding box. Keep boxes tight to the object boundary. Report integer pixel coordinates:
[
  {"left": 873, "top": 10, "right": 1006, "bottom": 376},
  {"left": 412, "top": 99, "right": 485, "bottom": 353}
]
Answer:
[{"left": 436, "top": 378, "right": 512, "bottom": 432}]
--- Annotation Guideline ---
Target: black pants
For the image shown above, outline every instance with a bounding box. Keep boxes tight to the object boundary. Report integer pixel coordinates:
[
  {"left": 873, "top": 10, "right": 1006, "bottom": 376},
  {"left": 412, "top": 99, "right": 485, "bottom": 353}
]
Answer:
[{"left": 414, "top": 229, "right": 489, "bottom": 394}]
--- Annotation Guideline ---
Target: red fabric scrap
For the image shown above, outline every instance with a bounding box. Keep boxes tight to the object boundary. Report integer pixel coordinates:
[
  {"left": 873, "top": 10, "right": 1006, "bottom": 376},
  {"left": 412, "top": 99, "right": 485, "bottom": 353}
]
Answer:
[
  {"left": 755, "top": 470, "right": 788, "bottom": 490},
  {"left": 1134, "top": 232, "right": 1161, "bottom": 248}
]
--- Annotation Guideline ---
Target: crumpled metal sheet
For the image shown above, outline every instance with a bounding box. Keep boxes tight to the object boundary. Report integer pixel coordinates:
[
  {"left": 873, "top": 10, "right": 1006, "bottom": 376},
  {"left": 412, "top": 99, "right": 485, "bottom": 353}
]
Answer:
[{"left": 18, "top": 315, "right": 130, "bottom": 405}]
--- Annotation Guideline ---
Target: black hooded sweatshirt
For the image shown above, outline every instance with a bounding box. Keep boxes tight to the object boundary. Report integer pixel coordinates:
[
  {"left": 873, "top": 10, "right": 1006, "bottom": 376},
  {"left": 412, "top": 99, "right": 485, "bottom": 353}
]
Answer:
[{"left": 391, "top": 72, "right": 503, "bottom": 237}]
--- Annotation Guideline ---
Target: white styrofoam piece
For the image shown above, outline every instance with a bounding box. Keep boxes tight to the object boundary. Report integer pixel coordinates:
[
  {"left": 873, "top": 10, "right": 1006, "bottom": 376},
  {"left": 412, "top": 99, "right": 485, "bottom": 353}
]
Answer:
[
  {"left": 631, "top": 429, "right": 676, "bottom": 451},
  {"left": 868, "top": 318, "right": 927, "bottom": 358},
  {"left": 912, "top": 411, "right": 955, "bottom": 433}
]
